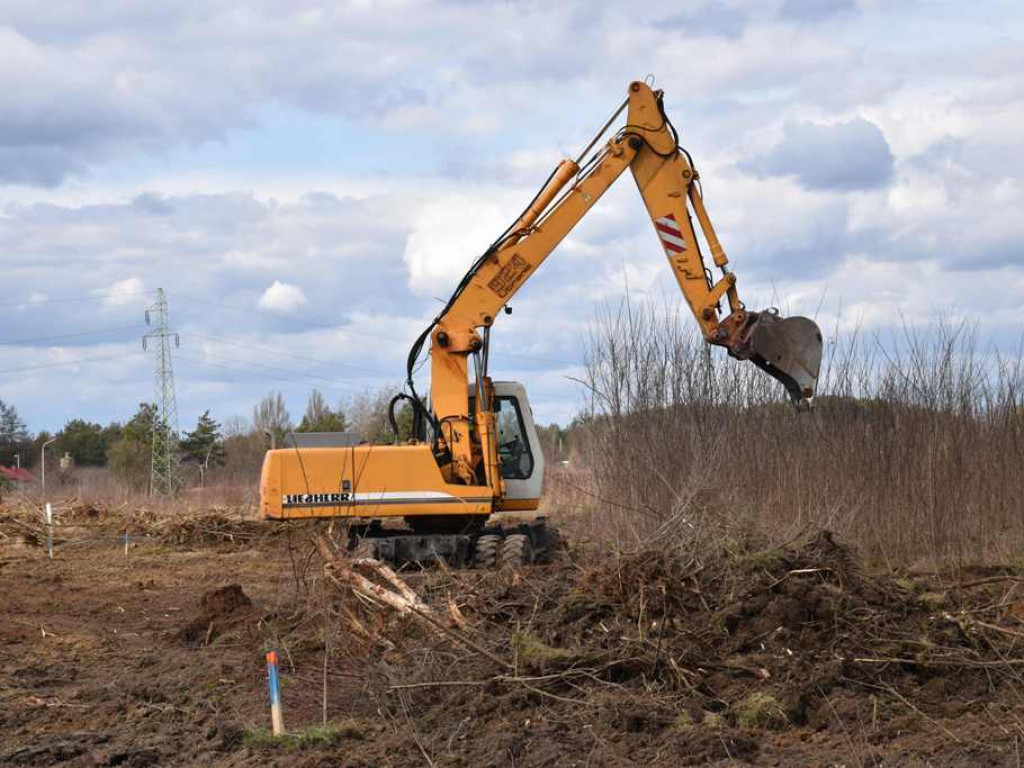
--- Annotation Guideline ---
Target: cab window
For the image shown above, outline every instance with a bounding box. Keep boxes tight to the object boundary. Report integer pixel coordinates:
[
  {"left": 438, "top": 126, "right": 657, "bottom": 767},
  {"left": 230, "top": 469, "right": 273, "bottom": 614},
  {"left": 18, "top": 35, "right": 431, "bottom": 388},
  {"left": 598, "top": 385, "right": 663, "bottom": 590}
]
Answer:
[{"left": 495, "top": 396, "right": 534, "bottom": 480}]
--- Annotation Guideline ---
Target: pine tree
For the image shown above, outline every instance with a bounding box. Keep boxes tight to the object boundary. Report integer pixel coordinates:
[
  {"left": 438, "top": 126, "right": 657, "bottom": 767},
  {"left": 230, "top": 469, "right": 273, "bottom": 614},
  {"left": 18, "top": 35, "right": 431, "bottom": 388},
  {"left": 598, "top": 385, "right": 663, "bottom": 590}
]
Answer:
[
  {"left": 55, "top": 419, "right": 109, "bottom": 466},
  {"left": 181, "top": 411, "right": 226, "bottom": 467},
  {"left": 0, "top": 399, "right": 30, "bottom": 467},
  {"left": 107, "top": 403, "right": 159, "bottom": 493},
  {"left": 123, "top": 403, "right": 159, "bottom": 443}
]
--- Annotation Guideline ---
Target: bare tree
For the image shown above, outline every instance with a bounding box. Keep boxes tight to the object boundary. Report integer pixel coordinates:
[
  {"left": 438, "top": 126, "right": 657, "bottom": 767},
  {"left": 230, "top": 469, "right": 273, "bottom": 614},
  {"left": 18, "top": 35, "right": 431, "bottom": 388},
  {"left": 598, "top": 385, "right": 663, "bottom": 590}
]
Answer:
[
  {"left": 222, "top": 415, "right": 252, "bottom": 438},
  {"left": 348, "top": 389, "right": 412, "bottom": 443},
  {"left": 297, "top": 389, "right": 347, "bottom": 432},
  {"left": 253, "top": 392, "right": 292, "bottom": 447}
]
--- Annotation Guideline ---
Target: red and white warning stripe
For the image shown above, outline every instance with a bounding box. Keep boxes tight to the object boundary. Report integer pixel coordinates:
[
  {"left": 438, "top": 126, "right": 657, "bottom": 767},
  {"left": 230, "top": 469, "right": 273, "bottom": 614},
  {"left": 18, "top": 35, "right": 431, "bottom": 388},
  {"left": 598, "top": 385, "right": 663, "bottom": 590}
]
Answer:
[{"left": 654, "top": 213, "right": 687, "bottom": 254}]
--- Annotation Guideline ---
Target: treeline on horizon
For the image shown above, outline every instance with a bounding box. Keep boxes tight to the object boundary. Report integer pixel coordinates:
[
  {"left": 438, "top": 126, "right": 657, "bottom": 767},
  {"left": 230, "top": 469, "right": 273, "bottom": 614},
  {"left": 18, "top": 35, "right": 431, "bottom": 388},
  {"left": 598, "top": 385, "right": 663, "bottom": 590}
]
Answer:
[{"left": 0, "top": 389, "right": 411, "bottom": 492}]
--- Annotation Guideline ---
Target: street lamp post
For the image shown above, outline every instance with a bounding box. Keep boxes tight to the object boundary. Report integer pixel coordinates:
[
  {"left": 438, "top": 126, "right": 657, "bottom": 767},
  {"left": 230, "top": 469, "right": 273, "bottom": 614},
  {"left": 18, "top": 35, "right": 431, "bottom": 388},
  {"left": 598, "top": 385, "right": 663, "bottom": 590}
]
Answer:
[{"left": 41, "top": 437, "right": 57, "bottom": 495}]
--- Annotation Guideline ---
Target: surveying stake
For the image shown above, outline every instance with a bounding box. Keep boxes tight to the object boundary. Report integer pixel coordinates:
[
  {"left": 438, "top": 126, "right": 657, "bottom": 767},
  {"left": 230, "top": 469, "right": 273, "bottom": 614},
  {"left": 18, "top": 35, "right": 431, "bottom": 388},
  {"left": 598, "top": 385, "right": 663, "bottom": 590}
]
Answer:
[{"left": 266, "top": 651, "right": 284, "bottom": 735}]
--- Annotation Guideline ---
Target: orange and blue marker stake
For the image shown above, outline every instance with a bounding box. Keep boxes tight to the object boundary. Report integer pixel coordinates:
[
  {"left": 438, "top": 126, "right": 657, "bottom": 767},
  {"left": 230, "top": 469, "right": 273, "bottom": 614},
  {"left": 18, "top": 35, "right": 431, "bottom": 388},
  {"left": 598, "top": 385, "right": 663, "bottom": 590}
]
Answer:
[{"left": 266, "top": 651, "right": 284, "bottom": 735}]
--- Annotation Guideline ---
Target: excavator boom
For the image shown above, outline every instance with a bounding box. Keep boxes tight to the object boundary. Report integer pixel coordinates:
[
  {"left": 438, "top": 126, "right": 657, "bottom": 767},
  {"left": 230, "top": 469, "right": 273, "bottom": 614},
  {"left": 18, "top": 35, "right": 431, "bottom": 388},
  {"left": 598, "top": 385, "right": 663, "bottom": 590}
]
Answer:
[{"left": 412, "top": 80, "right": 822, "bottom": 490}]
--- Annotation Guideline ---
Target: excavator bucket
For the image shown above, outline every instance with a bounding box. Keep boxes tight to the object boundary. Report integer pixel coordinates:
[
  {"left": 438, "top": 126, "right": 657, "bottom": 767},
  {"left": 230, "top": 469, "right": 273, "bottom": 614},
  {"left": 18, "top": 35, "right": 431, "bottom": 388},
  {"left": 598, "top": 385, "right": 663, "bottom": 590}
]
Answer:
[{"left": 744, "top": 312, "right": 823, "bottom": 403}]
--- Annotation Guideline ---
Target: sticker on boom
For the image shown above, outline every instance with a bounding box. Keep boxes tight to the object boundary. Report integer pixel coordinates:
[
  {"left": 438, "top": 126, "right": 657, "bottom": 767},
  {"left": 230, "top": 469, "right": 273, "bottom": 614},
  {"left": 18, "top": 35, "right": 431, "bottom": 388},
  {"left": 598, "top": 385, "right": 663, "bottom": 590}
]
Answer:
[
  {"left": 655, "top": 214, "right": 687, "bottom": 254},
  {"left": 488, "top": 254, "right": 531, "bottom": 298}
]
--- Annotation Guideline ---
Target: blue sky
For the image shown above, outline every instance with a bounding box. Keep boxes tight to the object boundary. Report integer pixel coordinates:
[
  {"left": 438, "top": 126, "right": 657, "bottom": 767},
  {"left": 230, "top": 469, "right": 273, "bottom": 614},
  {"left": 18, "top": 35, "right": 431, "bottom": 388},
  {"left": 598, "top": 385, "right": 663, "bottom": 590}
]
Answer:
[{"left": 1, "top": 0, "right": 1023, "bottom": 433}]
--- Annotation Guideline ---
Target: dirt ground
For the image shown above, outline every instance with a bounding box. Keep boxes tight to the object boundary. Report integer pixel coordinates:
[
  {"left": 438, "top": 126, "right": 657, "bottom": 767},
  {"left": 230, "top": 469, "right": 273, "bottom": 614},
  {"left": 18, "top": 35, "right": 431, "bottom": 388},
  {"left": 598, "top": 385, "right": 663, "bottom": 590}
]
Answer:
[{"left": 4, "top": 506, "right": 1024, "bottom": 767}]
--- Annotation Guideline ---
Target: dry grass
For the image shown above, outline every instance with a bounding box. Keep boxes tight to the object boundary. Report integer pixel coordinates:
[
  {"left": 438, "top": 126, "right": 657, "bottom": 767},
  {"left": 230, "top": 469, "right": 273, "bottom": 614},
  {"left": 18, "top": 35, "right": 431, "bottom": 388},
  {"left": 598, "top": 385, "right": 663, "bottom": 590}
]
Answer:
[
  {"left": 29, "top": 465, "right": 259, "bottom": 510},
  {"left": 564, "top": 299, "right": 1024, "bottom": 569}
]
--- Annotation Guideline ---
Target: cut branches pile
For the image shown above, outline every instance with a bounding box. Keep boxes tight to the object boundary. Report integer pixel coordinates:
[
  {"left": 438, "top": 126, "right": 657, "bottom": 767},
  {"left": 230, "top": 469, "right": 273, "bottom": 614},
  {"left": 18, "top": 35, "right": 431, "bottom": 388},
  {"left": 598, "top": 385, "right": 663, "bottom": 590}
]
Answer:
[{"left": 314, "top": 535, "right": 511, "bottom": 670}]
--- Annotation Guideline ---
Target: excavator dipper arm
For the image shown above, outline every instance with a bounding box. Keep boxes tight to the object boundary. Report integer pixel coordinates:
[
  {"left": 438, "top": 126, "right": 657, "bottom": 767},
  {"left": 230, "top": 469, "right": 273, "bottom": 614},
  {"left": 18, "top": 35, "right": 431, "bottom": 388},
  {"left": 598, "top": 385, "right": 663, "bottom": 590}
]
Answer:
[{"left": 414, "top": 81, "right": 823, "bottom": 493}]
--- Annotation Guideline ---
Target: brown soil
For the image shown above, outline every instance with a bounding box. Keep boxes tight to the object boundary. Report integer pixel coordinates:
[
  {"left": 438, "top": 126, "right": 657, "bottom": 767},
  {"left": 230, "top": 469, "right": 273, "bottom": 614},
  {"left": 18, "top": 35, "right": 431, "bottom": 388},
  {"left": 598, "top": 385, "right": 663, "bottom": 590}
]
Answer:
[{"left": 4, "top": 508, "right": 1024, "bottom": 766}]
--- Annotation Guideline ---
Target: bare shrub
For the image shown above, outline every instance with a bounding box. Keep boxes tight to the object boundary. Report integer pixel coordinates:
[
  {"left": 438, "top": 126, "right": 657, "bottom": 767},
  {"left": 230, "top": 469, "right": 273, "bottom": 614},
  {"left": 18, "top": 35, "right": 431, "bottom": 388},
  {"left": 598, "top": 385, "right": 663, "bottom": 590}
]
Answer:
[{"left": 573, "top": 298, "right": 1024, "bottom": 566}]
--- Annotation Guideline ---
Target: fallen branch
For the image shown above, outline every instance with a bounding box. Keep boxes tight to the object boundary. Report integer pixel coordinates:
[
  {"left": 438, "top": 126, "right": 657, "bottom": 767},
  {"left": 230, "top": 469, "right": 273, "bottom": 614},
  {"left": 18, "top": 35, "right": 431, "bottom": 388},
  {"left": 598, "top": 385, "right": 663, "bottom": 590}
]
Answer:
[
  {"left": 314, "top": 535, "right": 512, "bottom": 670},
  {"left": 949, "top": 613, "right": 1024, "bottom": 642},
  {"left": 352, "top": 557, "right": 426, "bottom": 608},
  {"left": 952, "top": 575, "right": 1024, "bottom": 590},
  {"left": 314, "top": 536, "right": 433, "bottom": 617},
  {"left": 405, "top": 603, "right": 513, "bottom": 670},
  {"left": 852, "top": 656, "right": 1024, "bottom": 669}
]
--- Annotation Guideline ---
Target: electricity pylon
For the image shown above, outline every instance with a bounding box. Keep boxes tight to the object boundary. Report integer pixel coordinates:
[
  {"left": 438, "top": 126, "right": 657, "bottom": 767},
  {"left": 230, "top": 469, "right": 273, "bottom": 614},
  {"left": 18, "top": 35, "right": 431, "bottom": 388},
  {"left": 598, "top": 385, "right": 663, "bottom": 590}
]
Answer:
[{"left": 143, "top": 288, "right": 180, "bottom": 496}]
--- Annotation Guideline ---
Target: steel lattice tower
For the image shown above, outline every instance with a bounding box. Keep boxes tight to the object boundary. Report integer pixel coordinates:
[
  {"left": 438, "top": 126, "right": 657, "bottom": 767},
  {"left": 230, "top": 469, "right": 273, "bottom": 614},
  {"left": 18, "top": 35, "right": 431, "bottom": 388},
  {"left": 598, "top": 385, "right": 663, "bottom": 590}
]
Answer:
[{"left": 143, "top": 288, "right": 180, "bottom": 496}]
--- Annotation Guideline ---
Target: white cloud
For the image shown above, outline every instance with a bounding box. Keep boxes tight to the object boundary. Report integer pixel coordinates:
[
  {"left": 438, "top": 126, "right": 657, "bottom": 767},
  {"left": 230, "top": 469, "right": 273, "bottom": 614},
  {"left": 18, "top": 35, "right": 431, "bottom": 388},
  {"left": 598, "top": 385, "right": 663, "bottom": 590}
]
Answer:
[
  {"left": 99, "top": 277, "right": 146, "bottom": 308},
  {"left": 223, "top": 249, "right": 283, "bottom": 271},
  {"left": 403, "top": 193, "right": 521, "bottom": 296},
  {"left": 258, "top": 280, "right": 308, "bottom": 313}
]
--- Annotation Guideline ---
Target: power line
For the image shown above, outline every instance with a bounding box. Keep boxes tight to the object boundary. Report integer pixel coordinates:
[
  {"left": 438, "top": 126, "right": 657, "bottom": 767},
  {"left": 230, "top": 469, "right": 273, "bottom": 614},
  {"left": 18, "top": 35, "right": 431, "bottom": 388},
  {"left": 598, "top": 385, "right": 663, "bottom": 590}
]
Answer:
[
  {"left": 0, "top": 289, "right": 152, "bottom": 309},
  {"left": 176, "top": 353, "right": 396, "bottom": 396},
  {"left": 490, "top": 348, "right": 584, "bottom": 367},
  {"left": 185, "top": 332, "right": 394, "bottom": 376},
  {"left": 0, "top": 324, "right": 147, "bottom": 346},
  {"left": 169, "top": 292, "right": 341, "bottom": 331},
  {"left": 0, "top": 351, "right": 142, "bottom": 375},
  {"left": 3, "top": 287, "right": 582, "bottom": 365},
  {"left": 183, "top": 348, "right": 382, "bottom": 392},
  {"left": 176, "top": 353, "right": 356, "bottom": 394},
  {"left": 0, "top": 346, "right": 389, "bottom": 391},
  {"left": 170, "top": 291, "right": 582, "bottom": 367},
  {"left": 0, "top": 296, "right": 580, "bottom": 392}
]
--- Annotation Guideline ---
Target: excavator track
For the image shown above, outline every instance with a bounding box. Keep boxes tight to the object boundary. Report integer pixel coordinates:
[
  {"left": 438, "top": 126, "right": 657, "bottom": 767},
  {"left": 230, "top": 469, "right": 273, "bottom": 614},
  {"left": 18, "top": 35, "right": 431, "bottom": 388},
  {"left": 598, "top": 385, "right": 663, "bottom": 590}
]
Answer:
[{"left": 345, "top": 518, "right": 558, "bottom": 570}]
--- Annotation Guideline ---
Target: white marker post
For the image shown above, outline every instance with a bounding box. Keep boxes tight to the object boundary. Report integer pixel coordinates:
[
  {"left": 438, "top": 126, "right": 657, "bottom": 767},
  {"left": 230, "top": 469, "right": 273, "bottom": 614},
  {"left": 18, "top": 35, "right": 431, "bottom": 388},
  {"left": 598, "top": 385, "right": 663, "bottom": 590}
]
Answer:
[{"left": 45, "top": 502, "right": 53, "bottom": 559}]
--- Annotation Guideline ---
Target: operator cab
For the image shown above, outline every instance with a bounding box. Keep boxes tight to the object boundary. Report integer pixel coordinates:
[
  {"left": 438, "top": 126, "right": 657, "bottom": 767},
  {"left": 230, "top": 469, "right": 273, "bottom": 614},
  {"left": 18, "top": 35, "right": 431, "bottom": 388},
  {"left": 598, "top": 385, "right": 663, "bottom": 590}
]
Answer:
[{"left": 469, "top": 381, "right": 545, "bottom": 507}]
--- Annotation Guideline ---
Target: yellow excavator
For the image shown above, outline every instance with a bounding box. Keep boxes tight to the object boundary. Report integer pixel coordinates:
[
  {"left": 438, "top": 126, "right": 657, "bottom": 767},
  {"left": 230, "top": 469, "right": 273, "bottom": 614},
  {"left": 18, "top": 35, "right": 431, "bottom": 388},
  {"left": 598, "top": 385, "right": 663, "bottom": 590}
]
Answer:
[{"left": 260, "top": 80, "right": 823, "bottom": 567}]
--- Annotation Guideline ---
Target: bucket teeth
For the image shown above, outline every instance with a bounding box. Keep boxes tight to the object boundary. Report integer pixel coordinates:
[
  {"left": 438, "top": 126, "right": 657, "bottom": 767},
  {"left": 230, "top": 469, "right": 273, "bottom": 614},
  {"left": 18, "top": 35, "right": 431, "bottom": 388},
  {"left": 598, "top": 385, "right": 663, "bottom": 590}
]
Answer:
[{"left": 742, "top": 313, "right": 823, "bottom": 403}]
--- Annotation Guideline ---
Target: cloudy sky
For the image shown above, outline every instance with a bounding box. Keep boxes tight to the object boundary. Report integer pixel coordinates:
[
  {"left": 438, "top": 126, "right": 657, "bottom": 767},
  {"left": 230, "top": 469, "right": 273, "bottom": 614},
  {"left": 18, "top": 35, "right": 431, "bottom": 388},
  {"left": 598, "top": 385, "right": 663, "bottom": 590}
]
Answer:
[{"left": 1, "top": 0, "right": 1022, "bottom": 433}]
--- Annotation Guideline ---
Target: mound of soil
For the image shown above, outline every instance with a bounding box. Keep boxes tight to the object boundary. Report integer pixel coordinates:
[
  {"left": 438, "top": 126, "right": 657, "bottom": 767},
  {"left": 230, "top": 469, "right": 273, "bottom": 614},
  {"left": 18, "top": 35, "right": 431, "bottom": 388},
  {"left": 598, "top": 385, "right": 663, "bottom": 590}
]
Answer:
[{"left": 177, "top": 584, "right": 253, "bottom": 648}]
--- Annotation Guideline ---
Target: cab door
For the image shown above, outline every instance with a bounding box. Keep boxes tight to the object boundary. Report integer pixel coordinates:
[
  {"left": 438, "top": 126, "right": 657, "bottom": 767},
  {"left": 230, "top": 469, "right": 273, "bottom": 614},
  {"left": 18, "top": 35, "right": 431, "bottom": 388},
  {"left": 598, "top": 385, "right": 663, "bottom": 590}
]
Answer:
[{"left": 491, "top": 381, "right": 545, "bottom": 509}]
